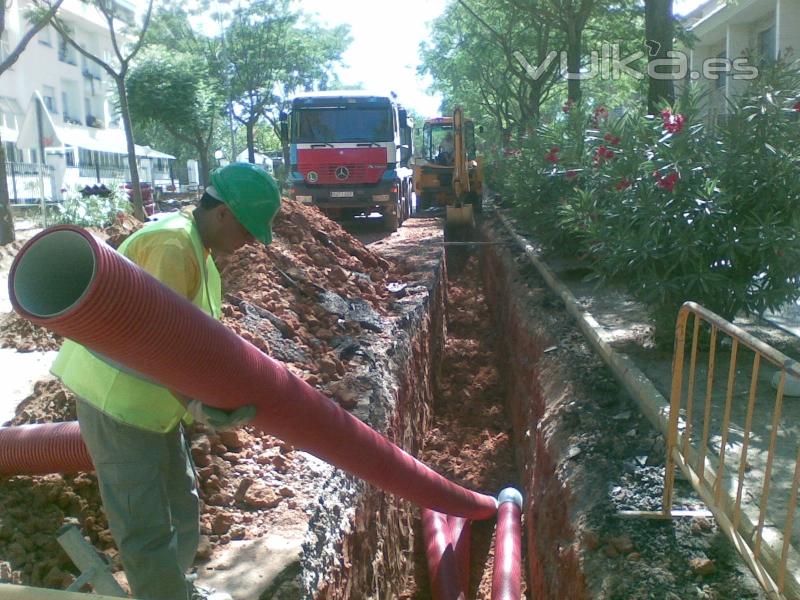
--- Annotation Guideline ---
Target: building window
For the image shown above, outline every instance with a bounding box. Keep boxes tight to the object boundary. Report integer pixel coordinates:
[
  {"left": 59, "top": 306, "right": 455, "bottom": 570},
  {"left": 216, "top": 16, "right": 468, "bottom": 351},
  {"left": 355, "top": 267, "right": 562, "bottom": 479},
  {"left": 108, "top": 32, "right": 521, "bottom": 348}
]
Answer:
[
  {"left": 60, "top": 78, "right": 82, "bottom": 124},
  {"left": 3, "top": 141, "right": 23, "bottom": 163},
  {"left": 0, "top": 96, "right": 22, "bottom": 130},
  {"left": 0, "top": 32, "right": 10, "bottom": 63},
  {"left": 38, "top": 26, "right": 52, "bottom": 47},
  {"left": 58, "top": 34, "right": 77, "bottom": 66},
  {"left": 759, "top": 25, "right": 776, "bottom": 65},
  {"left": 42, "top": 86, "right": 57, "bottom": 113}
]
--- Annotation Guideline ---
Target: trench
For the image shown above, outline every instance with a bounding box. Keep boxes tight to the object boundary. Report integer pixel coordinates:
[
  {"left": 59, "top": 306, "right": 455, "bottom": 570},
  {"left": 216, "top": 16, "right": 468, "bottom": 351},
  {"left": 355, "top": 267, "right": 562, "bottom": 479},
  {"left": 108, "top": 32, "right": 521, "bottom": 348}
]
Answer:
[
  {"left": 405, "top": 246, "right": 522, "bottom": 598},
  {"left": 338, "top": 213, "right": 766, "bottom": 599},
  {"left": 393, "top": 222, "right": 572, "bottom": 599}
]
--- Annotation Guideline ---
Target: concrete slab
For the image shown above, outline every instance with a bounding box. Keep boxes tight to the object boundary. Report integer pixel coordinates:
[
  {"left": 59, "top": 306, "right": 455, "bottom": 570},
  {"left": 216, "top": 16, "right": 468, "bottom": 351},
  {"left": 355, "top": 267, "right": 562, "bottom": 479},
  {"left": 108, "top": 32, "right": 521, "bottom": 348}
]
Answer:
[
  {"left": 194, "top": 534, "right": 303, "bottom": 600},
  {"left": 0, "top": 347, "right": 59, "bottom": 425}
]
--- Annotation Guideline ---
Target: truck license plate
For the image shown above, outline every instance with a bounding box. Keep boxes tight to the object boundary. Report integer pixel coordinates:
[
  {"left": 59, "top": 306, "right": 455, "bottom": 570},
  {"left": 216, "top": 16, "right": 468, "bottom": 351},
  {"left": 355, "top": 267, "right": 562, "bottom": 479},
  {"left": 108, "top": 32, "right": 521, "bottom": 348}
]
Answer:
[{"left": 330, "top": 191, "right": 354, "bottom": 198}]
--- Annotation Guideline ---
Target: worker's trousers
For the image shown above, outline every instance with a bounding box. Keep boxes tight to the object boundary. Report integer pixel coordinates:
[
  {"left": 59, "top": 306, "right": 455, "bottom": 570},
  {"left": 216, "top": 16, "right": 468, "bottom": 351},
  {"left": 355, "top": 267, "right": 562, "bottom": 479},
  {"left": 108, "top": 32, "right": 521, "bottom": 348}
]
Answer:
[{"left": 76, "top": 399, "right": 199, "bottom": 600}]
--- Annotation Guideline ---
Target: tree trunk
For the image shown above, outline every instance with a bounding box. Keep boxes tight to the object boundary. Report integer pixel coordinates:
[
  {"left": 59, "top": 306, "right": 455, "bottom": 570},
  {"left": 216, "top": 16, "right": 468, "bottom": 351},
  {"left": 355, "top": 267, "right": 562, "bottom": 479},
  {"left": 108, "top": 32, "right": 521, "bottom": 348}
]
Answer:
[
  {"left": 0, "top": 133, "right": 15, "bottom": 245},
  {"left": 566, "top": 25, "right": 583, "bottom": 104},
  {"left": 645, "top": 0, "right": 675, "bottom": 115},
  {"left": 246, "top": 121, "right": 256, "bottom": 164},
  {"left": 198, "top": 149, "right": 212, "bottom": 189},
  {"left": 116, "top": 78, "right": 146, "bottom": 221}
]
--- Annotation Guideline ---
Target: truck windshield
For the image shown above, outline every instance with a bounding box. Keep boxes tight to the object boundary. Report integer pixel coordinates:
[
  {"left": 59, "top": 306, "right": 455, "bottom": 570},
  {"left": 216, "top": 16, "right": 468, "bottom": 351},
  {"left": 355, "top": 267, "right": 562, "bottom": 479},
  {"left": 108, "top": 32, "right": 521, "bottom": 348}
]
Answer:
[{"left": 293, "top": 106, "right": 393, "bottom": 143}]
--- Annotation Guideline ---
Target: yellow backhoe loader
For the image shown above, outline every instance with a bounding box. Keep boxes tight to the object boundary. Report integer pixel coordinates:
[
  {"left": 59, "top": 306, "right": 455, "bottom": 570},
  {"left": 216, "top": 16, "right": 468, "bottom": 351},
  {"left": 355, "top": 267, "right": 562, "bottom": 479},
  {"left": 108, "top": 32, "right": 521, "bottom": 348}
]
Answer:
[{"left": 413, "top": 107, "right": 483, "bottom": 229}]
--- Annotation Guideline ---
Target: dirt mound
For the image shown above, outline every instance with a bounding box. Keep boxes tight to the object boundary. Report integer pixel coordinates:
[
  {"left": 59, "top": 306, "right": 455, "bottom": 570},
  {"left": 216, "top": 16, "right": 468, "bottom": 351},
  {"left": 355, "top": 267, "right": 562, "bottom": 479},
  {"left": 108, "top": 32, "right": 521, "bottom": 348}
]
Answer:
[
  {"left": 102, "top": 212, "right": 143, "bottom": 249},
  {"left": 219, "top": 198, "right": 400, "bottom": 395},
  {"left": 7, "top": 380, "right": 75, "bottom": 425},
  {"left": 0, "top": 239, "right": 26, "bottom": 274},
  {"left": 0, "top": 199, "right": 403, "bottom": 590},
  {"left": 0, "top": 314, "right": 63, "bottom": 352}
]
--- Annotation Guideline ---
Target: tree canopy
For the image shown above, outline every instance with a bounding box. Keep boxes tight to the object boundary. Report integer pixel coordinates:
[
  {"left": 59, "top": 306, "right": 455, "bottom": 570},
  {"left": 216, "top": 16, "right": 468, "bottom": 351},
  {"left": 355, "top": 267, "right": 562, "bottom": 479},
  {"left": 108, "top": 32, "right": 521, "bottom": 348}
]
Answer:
[{"left": 127, "top": 46, "right": 224, "bottom": 187}]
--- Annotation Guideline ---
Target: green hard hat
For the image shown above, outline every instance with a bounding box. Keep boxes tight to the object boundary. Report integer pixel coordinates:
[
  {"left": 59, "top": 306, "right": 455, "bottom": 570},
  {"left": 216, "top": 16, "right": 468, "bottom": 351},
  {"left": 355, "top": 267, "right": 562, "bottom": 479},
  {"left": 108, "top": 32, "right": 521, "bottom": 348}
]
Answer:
[{"left": 210, "top": 162, "right": 280, "bottom": 244}]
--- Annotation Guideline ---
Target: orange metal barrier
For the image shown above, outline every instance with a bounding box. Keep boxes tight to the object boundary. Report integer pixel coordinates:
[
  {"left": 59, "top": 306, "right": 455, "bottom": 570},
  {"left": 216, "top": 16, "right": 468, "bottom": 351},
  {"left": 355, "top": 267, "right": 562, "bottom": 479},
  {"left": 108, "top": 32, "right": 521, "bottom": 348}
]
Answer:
[{"left": 664, "top": 301, "right": 800, "bottom": 599}]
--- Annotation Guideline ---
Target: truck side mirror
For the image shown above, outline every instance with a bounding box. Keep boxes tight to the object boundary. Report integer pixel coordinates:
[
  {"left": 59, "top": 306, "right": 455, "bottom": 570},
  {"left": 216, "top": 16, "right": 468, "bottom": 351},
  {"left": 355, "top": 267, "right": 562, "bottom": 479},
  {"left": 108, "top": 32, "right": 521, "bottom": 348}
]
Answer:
[{"left": 398, "top": 108, "right": 408, "bottom": 129}]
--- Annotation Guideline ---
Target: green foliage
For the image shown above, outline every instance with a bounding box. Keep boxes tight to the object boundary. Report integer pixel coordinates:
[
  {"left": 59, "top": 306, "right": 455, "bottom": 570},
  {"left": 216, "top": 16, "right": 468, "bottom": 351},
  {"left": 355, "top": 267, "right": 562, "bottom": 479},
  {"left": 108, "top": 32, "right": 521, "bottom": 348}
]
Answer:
[
  {"left": 52, "top": 187, "right": 132, "bottom": 228},
  {"left": 127, "top": 46, "right": 224, "bottom": 183},
  {"left": 214, "top": 0, "right": 349, "bottom": 159},
  {"left": 494, "top": 66, "right": 800, "bottom": 347},
  {"left": 420, "top": 0, "right": 643, "bottom": 153},
  {"left": 132, "top": 2, "right": 349, "bottom": 169},
  {"left": 128, "top": 47, "right": 222, "bottom": 138}
]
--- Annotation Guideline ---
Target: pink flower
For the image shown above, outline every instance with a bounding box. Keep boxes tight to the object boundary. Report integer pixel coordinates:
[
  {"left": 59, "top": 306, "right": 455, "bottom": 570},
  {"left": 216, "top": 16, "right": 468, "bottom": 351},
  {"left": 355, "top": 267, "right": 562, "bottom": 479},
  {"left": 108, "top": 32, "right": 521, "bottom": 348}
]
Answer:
[
  {"left": 654, "top": 170, "right": 679, "bottom": 192},
  {"left": 615, "top": 179, "right": 632, "bottom": 191},
  {"left": 593, "top": 145, "right": 614, "bottom": 165},
  {"left": 594, "top": 106, "right": 609, "bottom": 120},
  {"left": 794, "top": 101, "right": 800, "bottom": 112},
  {"left": 562, "top": 100, "right": 573, "bottom": 113},
  {"left": 661, "top": 110, "right": 686, "bottom": 134},
  {"left": 545, "top": 146, "right": 560, "bottom": 164},
  {"left": 565, "top": 170, "right": 578, "bottom": 179},
  {"left": 604, "top": 133, "right": 621, "bottom": 146}
]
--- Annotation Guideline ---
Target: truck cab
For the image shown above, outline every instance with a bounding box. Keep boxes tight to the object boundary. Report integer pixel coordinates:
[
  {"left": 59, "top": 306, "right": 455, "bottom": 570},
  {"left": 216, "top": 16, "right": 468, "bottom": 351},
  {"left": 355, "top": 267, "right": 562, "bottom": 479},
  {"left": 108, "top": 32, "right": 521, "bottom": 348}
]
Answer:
[{"left": 282, "top": 91, "right": 414, "bottom": 231}]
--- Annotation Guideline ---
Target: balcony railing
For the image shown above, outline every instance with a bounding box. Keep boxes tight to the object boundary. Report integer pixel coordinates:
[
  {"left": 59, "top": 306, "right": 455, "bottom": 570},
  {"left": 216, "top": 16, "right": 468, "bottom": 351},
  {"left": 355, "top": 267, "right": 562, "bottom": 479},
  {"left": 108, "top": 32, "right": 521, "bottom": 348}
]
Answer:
[{"left": 78, "top": 165, "right": 129, "bottom": 181}]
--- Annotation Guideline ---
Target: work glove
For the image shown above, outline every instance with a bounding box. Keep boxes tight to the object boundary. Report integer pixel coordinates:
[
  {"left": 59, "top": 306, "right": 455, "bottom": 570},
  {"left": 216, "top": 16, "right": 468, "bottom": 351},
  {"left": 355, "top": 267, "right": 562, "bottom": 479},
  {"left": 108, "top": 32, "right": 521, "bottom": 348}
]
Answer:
[{"left": 186, "top": 400, "right": 257, "bottom": 431}]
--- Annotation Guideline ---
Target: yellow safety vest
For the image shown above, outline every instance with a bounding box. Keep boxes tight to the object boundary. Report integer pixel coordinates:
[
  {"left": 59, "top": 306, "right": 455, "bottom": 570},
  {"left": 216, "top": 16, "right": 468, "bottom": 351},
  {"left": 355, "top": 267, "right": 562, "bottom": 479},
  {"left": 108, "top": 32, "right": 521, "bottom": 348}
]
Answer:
[{"left": 51, "top": 212, "right": 222, "bottom": 433}]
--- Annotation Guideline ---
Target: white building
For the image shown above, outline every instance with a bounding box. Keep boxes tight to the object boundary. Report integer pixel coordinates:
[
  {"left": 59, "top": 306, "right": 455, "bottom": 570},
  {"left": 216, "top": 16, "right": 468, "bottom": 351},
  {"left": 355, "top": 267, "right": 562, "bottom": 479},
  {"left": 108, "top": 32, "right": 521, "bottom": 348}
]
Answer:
[
  {"left": 685, "top": 0, "right": 800, "bottom": 120},
  {"left": 235, "top": 149, "right": 274, "bottom": 174},
  {"left": 0, "top": 0, "right": 176, "bottom": 203}
]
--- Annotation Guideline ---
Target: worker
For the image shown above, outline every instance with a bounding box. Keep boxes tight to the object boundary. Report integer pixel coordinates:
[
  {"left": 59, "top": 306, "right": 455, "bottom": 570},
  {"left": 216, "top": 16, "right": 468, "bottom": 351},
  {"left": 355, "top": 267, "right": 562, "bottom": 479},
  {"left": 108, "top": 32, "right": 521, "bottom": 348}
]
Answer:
[
  {"left": 438, "top": 131, "right": 455, "bottom": 165},
  {"left": 50, "top": 163, "right": 281, "bottom": 600}
]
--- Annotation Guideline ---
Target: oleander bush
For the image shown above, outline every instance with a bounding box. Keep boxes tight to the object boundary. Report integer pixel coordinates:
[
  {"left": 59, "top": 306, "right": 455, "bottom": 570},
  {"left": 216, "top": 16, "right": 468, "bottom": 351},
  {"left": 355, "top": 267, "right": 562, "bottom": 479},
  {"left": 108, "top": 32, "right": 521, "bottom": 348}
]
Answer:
[{"left": 493, "top": 65, "right": 800, "bottom": 346}]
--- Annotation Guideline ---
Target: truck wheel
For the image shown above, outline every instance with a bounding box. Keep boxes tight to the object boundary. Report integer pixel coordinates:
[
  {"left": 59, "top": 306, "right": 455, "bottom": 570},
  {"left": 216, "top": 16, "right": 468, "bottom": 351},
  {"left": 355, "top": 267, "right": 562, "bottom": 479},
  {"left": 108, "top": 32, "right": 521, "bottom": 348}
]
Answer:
[{"left": 384, "top": 204, "right": 399, "bottom": 231}]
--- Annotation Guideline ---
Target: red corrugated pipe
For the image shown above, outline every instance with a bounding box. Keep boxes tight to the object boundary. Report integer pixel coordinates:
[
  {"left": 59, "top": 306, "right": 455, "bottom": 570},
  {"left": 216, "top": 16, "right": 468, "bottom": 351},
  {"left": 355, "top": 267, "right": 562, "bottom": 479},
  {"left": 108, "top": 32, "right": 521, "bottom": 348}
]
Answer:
[
  {"left": 447, "top": 515, "right": 471, "bottom": 595},
  {"left": 7, "top": 226, "right": 497, "bottom": 519},
  {"left": 0, "top": 421, "right": 92, "bottom": 475},
  {"left": 422, "top": 508, "right": 464, "bottom": 600},
  {"left": 491, "top": 488, "right": 523, "bottom": 600}
]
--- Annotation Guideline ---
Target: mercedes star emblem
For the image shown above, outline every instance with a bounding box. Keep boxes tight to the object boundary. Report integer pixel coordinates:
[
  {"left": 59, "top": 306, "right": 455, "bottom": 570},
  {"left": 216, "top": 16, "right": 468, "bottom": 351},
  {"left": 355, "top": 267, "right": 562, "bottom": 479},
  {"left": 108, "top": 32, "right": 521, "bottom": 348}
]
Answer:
[
  {"left": 307, "top": 171, "right": 318, "bottom": 183},
  {"left": 335, "top": 166, "right": 350, "bottom": 180}
]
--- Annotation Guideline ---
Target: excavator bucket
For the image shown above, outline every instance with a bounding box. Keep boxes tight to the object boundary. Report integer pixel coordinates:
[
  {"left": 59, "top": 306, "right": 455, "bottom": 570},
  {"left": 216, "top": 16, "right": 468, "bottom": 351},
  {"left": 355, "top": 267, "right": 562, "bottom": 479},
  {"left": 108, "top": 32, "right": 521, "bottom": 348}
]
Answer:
[{"left": 445, "top": 204, "right": 474, "bottom": 228}]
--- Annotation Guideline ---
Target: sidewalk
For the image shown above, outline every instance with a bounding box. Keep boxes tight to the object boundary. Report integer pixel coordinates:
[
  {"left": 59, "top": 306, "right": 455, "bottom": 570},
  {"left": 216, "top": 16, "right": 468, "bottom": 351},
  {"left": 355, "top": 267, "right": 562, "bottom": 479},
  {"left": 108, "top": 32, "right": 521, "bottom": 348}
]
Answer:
[{"left": 1, "top": 226, "right": 54, "bottom": 425}]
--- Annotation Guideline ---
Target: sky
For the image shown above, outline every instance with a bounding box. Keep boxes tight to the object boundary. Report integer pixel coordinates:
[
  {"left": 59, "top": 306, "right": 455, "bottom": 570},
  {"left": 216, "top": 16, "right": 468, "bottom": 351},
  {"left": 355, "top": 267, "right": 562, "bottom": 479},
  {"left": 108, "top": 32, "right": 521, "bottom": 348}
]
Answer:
[{"left": 294, "top": 0, "right": 450, "bottom": 118}]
